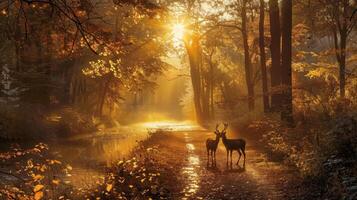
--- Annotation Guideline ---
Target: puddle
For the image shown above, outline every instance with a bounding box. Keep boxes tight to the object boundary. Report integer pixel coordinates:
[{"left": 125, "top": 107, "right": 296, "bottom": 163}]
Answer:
[{"left": 181, "top": 132, "right": 200, "bottom": 199}]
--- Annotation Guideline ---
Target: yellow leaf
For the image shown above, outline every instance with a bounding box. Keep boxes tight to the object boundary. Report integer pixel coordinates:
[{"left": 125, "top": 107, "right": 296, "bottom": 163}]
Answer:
[
  {"left": 34, "top": 191, "right": 43, "bottom": 200},
  {"left": 106, "top": 184, "right": 113, "bottom": 192},
  {"left": 33, "top": 174, "right": 44, "bottom": 181},
  {"left": 33, "top": 184, "right": 44, "bottom": 193},
  {"left": 52, "top": 179, "right": 60, "bottom": 185},
  {"left": 40, "top": 165, "right": 47, "bottom": 172},
  {"left": 27, "top": 160, "right": 34, "bottom": 168}
]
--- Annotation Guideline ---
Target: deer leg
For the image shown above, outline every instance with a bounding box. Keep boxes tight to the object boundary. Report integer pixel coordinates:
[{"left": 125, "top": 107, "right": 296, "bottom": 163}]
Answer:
[
  {"left": 242, "top": 149, "right": 246, "bottom": 168},
  {"left": 211, "top": 151, "right": 214, "bottom": 164},
  {"left": 213, "top": 150, "right": 216, "bottom": 166},
  {"left": 207, "top": 149, "right": 209, "bottom": 163},
  {"left": 237, "top": 150, "right": 242, "bottom": 166},
  {"left": 226, "top": 150, "right": 229, "bottom": 166},
  {"left": 230, "top": 150, "right": 233, "bottom": 167}
]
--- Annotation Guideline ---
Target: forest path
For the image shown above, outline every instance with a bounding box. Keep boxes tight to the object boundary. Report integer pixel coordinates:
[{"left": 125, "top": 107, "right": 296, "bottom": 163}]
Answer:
[{"left": 150, "top": 130, "right": 306, "bottom": 200}]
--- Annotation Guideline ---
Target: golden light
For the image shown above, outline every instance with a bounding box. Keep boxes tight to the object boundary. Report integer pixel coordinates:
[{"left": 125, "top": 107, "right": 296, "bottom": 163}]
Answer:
[
  {"left": 172, "top": 23, "right": 186, "bottom": 47},
  {"left": 138, "top": 120, "right": 204, "bottom": 132},
  {"left": 172, "top": 23, "right": 185, "bottom": 39}
]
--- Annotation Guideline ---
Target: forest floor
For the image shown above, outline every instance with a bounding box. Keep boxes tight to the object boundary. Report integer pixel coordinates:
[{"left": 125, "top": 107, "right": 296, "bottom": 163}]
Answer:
[
  {"left": 139, "top": 129, "right": 322, "bottom": 200},
  {"left": 0, "top": 126, "right": 327, "bottom": 199}
]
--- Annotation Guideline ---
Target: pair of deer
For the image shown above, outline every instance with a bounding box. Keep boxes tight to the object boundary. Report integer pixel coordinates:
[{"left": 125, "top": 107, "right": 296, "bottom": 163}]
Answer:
[{"left": 206, "top": 123, "right": 246, "bottom": 168}]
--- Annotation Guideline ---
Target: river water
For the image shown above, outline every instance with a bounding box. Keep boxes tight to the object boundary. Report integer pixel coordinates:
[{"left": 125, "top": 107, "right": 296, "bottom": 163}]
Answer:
[{"left": 48, "top": 121, "right": 202, "bottom": 190}]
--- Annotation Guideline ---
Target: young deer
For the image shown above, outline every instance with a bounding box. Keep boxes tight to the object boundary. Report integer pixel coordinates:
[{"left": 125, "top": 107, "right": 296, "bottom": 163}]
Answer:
[
  {"left": 206, "top": 124, "right": 223, "bottom": 166},
  {"left": 221, "top": 123, "right": 246, "bottom": 168}
]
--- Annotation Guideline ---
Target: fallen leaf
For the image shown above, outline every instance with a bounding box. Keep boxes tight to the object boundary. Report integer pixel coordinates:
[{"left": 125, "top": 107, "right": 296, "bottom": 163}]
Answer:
[
  {"left": 34, "top": 191, "right": 43, "bottom": 200},
  {"left": 52, "top": 179, "right": 60, "bottom": 185},
  {"left": 106, "top": 184, "right": 113, "bottom": 192},
  {"left": 33, "top": 174, "right": 44, "bottom": 181},
  {"left": 40, "top": 165, "right": 47, "bottom": 172},
  {"left": 34, "top": 184, "right": 44, "bottom": 193}
]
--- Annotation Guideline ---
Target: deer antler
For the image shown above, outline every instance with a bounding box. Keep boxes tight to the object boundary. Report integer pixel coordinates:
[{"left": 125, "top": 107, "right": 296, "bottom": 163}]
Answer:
[
  {"left": 215, "top": 123, "right": 220, "bottom": 132},
  {"left": 222, "top": 123, "right": 228, "bottom": 132}
]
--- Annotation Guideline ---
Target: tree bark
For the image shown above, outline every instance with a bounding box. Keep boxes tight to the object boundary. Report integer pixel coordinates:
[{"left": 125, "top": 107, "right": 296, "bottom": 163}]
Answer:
[
  {"left": 280, "top": 0, "right": 294, "bottom": 124},
  {"left": 269, "top": 0, "right": 282, "bottom": 111},
  {"left": 259, "top": 0, "right": 270, "bottom": 113},
  {"left": 209, "top": 58, "right": 215, "bottom": 118},
  {"left": 339, "top": 31, "right": 346, "bottom": 98},
  {"left": 242, "top": 0, "right": 255, "bottom": 111},
  {"left": 98, "top": 76, "right": 111, "bottom": 116},
  {"left": 184, "top": 34, "right": 204, "bottom": 123},
  {"left": 333, "top": 23, "right": 347, "bottom": 98}
]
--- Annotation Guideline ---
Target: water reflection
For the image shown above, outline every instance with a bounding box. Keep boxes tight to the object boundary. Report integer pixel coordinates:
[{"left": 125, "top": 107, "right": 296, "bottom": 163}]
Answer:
[
  {"left": 62, "top": 127, "right": 149, "bottom": 167},
  {"left": 138, "top": 120, "right": 203, "bottom": 132},
  {"left": 181, "top": 133, "right": 200, "bottom": 199}
]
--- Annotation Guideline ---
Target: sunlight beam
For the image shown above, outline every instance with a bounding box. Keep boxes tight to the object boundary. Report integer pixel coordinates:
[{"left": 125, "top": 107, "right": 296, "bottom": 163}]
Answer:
[{"left": 172, "top": 23, "right": 186, "bottom": 47}]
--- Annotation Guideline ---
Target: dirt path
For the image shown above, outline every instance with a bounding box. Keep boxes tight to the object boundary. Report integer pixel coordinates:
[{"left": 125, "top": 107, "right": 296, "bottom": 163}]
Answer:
[{"left": 147, "top": 130, "right": 314, "bottom": 200}]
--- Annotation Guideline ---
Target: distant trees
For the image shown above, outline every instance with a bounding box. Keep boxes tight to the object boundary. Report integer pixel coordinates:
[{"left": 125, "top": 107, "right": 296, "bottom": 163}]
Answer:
[
  {"left": 316, "top": 0, "right": 356, "bottom": 98},
  {"left": 183, "top": 27, "right": 219, "bottom": 123}
]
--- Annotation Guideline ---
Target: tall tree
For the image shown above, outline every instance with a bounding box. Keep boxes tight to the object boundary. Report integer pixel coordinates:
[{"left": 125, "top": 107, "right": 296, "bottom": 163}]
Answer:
[
  {"left": 321, "top": 0, "right": 356, "bottom": 98},
  {"left": 280, "top": 0, "right": 293, "bottom": 124},
  {"left": 259, "top": 0, "right": 269, "bottom": 112},
  {"left": 269, "top": 0, "right": 282, "bottom": 111},
  {"left": 241, "top": 0, "right": 255, "bottom": 111},
  {"left": 184, "top": 32, "right": 205, "bottom": 123}
]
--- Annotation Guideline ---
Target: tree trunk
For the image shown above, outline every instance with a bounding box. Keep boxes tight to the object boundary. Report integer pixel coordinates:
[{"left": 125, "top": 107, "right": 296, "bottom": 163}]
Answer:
[
  {"left": 98, "top": 76, "right": 111, "bottom": 116},
  {"left": 332, "top": 21, "right": 347, "bottom": 98},
  {"left": 280, "top": 0, "right": 294, "bottom": 124},
  {"left": 269, "top": 0, "right": 282, "bottom": 111},
  {"left": 339, "top": 31, "right": 346, "bottom": 98},
  {"left": 242, "top": 0, "right": 255, "bottom": 111},
  {"left": 259, "top": 0, "right": 270, "bottom": 113},
  {"left": 209, "top": 60, "right": 215, "bottom": 118},
  {"left": 184, "top": 34, "right": 204, "bottom": 123}
]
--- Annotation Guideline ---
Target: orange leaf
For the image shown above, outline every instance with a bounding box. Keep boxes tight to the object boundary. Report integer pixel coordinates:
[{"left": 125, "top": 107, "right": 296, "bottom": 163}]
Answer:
[
  {"left": 33, "top": 184, "right": 44, "bottom": 193},
  {"left": 34, "top": 191, "right": 44, "bottom": 200},
  {"left": 106, "top": 184, "right": 113, "bottom": 192},
  {"left": 52, "top": 179, "right": 60, "bottom": 185}
]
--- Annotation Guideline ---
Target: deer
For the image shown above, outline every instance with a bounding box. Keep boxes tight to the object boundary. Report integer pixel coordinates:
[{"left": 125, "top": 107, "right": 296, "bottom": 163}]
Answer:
[
  {"left": 221, "top": 123, "right": 246, "bottom": 168},
  {"left": 206, "top": 124, "right": 224, "bottom": 166}
]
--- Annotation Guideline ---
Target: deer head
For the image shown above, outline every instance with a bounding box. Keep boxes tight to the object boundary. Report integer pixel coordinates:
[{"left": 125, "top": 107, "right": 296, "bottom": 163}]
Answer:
[
  {"left": 214, "top": 123, "right": 229, "bottom": 137},
  {"left": 214, "top": 123, "right": 220, "bottom": 136},
  {"left": 221, "top": 123, "right": 228, "bottom": 137}
]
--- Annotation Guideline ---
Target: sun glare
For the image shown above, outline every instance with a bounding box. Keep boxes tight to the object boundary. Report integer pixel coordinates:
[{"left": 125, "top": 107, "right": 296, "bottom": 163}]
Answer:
[
  {"left": 172, "top": 23, "right": 185, "bottom": 47},
  {"left": 172, "top": 23, "right": 185, "bottom": 39}
]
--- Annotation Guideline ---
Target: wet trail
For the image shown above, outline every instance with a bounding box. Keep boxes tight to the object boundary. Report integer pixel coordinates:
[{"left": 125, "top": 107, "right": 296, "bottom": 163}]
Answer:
[
  {"left": 181, "top": 132, "right": 201, "bottom": 199},
  {"left": 151, "top": 130, "right": 306, "bottom": 200}
]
